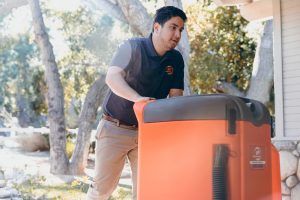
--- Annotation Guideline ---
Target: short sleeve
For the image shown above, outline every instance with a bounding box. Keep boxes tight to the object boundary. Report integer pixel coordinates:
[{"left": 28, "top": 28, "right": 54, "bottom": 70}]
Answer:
[
  {"left": 109, "top": 40, "right": 132, "bottom": 69},
  {"left": 170, "top": 53, "right": 184, "bottom": 90}
]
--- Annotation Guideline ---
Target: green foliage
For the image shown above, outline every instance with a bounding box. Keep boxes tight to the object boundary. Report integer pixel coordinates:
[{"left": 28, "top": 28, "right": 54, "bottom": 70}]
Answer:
[
  {"left": 14, "top": 175, "right": 47, "bottom": 199},
  {"left": 187, "top": 3, "right": 256, "bottom": 94},
  {"left": 84, "top": 15, "right": 117, "bottom": 64},
  {"left": 109, "top": 188, "right": 132, "bottom": 200},
  {"left": 14, "top": 173, "right": 130, "bottom": 200},
  {"left": 66, "top": 134, "right": 75, "bottom": 159},
  {"left": 1, "top": 2, "right": 128, "bottom": 127},
  {"left": 0, "top": 35, "right": 47, "bottom": 114},
  {"left": 14, "top": 175, "right": 89, "bottom": 199}
]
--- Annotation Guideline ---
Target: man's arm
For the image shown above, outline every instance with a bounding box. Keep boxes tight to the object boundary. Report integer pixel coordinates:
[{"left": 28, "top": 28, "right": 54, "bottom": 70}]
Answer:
[
  {"left": 169, "top": 88, "right": 183, "bottom": 97},
  {"left": 106, "top": 66, "right": 153, "bottom": 103}
]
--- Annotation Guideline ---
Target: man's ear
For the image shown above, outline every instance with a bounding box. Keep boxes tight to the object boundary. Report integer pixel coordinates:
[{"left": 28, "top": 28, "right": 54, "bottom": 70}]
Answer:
[{"left": 153, "top": 22, "right": 160, "bottom": 33}]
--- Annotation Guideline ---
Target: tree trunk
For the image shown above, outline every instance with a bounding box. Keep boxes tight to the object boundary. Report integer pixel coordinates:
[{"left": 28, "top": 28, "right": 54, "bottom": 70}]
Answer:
[
  {"left": 117, "top": 0, "right": 152, "bottom": 36},
  {"left": 28, "top": 0, "right": 69, "bottom": 174},
  {"left": 69, "top": 75, "right": 108, "bottom": 174},
  {"left": 246, "top": 20, "right": 273, "bottom": 104},
  {"left": 215, "top": 20, "right": 273, "bottom": 104},
  {"left": 16, "top": 94, "right": 33, "bottom": 127},
  {"left": 84, "top": 0, "right": 127, "bottom": 23}
]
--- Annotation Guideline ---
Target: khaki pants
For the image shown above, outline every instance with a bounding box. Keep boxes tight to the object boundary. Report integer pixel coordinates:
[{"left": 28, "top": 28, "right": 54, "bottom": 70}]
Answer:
[{"left": 86, "top": 119, "right": 138, "bottom": 200}]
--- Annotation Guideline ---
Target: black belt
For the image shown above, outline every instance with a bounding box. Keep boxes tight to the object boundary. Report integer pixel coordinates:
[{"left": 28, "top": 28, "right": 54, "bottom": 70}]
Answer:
[{"left": 102, "top": 114, "right": 137, "bottom": 130}]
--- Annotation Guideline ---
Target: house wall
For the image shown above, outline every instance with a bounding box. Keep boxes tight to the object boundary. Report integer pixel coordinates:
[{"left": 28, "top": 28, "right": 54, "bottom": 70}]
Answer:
[
  {"left": 274, "top": 0, "right": 300, "bottom": 139},
  {"left": 281, "top": 0, "right": 300, "bottom": 137},
  {"left": 272, "top": 1, "right": 300, "bottom": 199}
]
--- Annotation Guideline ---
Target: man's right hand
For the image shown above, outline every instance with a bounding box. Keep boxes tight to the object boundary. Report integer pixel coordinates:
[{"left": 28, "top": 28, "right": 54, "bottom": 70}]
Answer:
[{"left": 134, "top": 96, "right": 156, "bottom": 103}]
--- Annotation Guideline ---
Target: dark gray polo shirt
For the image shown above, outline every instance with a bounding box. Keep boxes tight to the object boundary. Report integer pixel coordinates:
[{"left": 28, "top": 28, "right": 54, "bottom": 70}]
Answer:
[{"left": 102, "top": 34, "right": 184, "bottom": 126}]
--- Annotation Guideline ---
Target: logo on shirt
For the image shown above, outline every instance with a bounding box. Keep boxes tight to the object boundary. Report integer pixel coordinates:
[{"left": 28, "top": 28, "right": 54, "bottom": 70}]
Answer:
[{"left": 165, "top": 65, "right": 174, "bottom": 75}]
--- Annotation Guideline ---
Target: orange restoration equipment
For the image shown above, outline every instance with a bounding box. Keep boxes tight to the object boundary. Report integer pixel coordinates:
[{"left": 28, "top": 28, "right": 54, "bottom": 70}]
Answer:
[{"left": 134, "top": 94, "right": 281, "bottom": 200}]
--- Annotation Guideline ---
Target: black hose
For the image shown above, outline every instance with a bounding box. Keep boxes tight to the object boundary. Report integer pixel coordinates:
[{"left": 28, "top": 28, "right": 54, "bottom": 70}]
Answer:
[{"left": 213, "top": 144, "right": 229, "bottom": 200}]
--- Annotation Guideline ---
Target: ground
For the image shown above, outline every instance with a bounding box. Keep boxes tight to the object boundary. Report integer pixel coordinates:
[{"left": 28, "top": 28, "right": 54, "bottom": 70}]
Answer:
[{"left": 0, "top": 136, "right": 132, "bottom": 200}]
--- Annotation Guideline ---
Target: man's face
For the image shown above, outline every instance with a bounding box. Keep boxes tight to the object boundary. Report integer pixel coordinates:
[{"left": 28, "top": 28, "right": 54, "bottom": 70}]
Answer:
[{"left": 154, "top": 16, "right": 184, "bottom": 50}]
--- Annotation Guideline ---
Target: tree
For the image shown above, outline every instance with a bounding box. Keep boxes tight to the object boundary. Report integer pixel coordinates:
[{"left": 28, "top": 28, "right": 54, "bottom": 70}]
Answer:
[
  {"left": 44, "top": 7, "right": 117, "bottom": 129},
  {"left": 2, "top": 0, "right": 124, "bottom": 174},
  {"left": 245, "top": 20, "right": 273, "bottom": 105},
  {"left": 215, "top": 20, "right": 273, "bottom": 106},
  {"left": 29, "top": 0, "right": 69, "bottom": 174},
  {"left": 187, "top": 2, "right": 273, "bottom": 108},
  {"left": 0, "top": 34, "right": 46, "bottom": 127},
  {"left": 13, "top": 37, "right": 44, "bottom": 127},
  {"left": 44, "top": 6, "right": 127, "bottom": 174},
  {"left": 187, "top": 4, "right": 256, "bottom": 94},
  {"left": 0, "top": 36, "right": 19, "bottom": 110},
  {"left": 69, "top": 75, "right": 108, "bottom": 174}
]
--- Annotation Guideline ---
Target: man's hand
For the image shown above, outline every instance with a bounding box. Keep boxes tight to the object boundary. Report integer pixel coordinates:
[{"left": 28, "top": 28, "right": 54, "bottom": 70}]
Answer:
[
  {"left": 169, "top": 89, "right": 183, "bottom": 97},
  {"left": 134, "top": 96, "right": 156, "bottom": 103}
]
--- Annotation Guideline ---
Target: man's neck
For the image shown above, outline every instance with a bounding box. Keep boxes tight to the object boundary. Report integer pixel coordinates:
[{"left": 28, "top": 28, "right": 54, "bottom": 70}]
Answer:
[{"left": 152, "top": 34, "right": 166, "bottom": 56}]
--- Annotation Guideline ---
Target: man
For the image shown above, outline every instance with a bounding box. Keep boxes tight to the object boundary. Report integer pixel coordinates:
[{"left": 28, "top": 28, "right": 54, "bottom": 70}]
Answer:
[{"left": 86, "top": 6, "right": 187, "bottom": 200}]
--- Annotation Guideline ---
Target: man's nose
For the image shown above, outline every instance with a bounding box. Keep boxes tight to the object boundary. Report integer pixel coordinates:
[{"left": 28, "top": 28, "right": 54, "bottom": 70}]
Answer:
[{"left": 175, "top": 30, "right": 181, "bottom": 39}]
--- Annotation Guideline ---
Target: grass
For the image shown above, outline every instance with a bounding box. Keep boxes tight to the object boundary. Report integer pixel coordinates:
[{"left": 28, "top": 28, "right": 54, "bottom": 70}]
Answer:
[
  {"left": 14, "top": 175, "right": 131, "bottom": 200},
  {"left": 14, "top": 175, "right": 88, "bottom": 200}
]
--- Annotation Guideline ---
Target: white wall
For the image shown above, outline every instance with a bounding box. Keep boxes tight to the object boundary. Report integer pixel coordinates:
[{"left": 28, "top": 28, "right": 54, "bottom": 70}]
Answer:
[
  {"left": 274, "top": 0, "right": 300, "bottom": 139},
  {"left": 281, "top": 0, "right": 300, "bottom": 137}
]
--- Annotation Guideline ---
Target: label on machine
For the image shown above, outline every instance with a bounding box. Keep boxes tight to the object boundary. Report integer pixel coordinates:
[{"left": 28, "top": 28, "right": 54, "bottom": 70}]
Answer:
[{"left": 249, "top": 145, "right": 266, "bottom": 169}]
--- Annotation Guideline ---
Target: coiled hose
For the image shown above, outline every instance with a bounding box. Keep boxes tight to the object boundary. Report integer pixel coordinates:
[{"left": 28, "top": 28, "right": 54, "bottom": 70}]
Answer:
[{"left": 213, "top": 144, "right": 229, "bottom": 200}]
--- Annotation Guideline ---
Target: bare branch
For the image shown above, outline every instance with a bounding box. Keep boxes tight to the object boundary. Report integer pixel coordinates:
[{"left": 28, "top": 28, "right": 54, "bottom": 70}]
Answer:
[
  {"left": 84, "top": 0, "right": 127, "bottom": 23},
  {"left": 215, "top": 81, "right": 245, "bottom": 97},
  {"left": 63, "top": 61, "right": 104, "bottom": 68},
  {"left": 117, "top": 0, "right": 152, "bottom": 36}
]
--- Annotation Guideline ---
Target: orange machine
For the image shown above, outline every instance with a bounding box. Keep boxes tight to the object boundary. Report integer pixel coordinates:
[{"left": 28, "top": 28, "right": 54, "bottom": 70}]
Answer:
[{"left": 134, "top": 94, "right": 281, "bottom": 200}]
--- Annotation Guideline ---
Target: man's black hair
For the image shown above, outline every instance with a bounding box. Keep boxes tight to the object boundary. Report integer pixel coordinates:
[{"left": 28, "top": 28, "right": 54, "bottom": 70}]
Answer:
[{"left": 153, "top": 6, "right": 187, "bottom": 29}]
